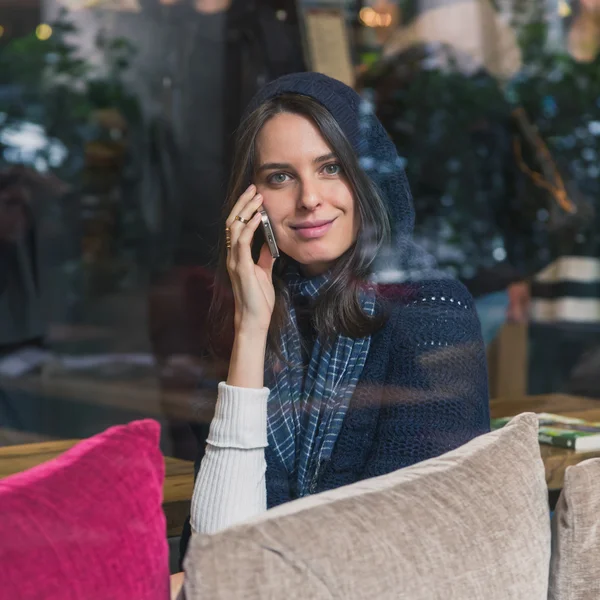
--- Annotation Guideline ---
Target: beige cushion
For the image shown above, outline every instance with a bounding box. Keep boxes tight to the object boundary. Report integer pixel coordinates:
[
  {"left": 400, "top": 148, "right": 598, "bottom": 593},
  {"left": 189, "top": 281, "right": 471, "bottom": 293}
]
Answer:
[
  {"left": 549, "top": 457, "right": 600, "bottom": 600},
  {"left": 184, "top": 413, "right": 550, "bottom": 599}
]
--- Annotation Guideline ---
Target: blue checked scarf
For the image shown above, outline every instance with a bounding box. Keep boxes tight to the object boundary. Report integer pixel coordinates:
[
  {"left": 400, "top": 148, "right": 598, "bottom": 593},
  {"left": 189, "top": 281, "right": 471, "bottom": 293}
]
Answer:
[{"left": 265, "top": 268, "right": 376, "bottom": 498}]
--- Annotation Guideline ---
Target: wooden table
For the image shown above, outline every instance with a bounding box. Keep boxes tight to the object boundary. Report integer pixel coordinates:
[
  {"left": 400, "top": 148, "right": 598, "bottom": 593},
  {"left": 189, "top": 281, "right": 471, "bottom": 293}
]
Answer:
[
  {"left": 491, "top": 394, "right": 600, "bottom": 501},
  {"left": 0, "top": 440, "right": 194, "bottom": 538}
]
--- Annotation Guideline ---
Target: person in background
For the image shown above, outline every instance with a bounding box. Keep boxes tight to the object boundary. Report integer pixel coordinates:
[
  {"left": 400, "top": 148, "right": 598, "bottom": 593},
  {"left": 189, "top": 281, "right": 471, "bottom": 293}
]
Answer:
[
  {"left": 0, "top": 170, "right": 42, "bottom": 350},
  {"left": 519, "top": 7, "right": 600, "bottom": 396},
  {"left": 0, "top": 166, "right": 72, "bottom": 440},
  {"left": 360, "top": 0, "right": 533, "bottom": 345},
  {"left": 139, "top": 0, "right": 306, "bottom": 461},
  {"left": 176, "top": 74, "right": 490, "bottom": 581},
  {"left": 568, "top": 0, "right": 600, "bottom": 62}
]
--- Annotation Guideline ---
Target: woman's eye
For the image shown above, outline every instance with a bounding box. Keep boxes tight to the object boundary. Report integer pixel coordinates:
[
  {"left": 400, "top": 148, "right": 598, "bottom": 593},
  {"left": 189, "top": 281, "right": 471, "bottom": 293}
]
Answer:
[
  {"left": 268, "top": 173, "right": 290, "bottom": 184},
  {"left": 323, "top": 163, "right": 341, "bottom": 176}
]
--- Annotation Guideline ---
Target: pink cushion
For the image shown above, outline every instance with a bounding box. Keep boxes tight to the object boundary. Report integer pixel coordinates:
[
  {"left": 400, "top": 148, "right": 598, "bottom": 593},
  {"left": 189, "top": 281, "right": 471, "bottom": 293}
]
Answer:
[{"left": 0, "top": 420, "right": 169, "bottom": 599}]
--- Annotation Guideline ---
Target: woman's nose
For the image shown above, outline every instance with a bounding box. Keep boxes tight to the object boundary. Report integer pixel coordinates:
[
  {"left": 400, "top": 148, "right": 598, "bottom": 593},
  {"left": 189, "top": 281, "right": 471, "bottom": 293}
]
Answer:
[{"left": 298, "top": 180, "right": 322, "bottom": 211}]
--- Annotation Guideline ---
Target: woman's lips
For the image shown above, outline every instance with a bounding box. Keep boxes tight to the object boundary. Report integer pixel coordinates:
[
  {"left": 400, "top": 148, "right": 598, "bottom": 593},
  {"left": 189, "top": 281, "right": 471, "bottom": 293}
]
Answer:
[{"left": 292, "top": 219, "right": 335, "bottom": 239}]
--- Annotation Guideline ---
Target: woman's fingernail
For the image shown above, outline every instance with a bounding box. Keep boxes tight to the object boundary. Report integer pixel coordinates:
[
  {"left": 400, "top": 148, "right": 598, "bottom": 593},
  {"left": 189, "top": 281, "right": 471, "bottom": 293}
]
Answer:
[
  {"left": 255, "top": 193, "right": 262, "bottom": 200},
  {"left": 248, "top": 184, "right": 255, "bottom": 191}
]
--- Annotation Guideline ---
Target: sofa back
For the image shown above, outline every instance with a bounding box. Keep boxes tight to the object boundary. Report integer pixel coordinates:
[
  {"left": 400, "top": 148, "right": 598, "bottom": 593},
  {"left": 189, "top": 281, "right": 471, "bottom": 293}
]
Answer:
[{"left": 184, "top": 413, "right": 551, "bottom": 600}]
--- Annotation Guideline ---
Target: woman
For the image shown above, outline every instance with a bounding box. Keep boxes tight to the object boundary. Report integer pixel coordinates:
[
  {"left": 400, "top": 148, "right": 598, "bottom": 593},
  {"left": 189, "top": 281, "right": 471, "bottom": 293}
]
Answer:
[{"left": 188, "top": 72, "right": 490, "bottom": 537}]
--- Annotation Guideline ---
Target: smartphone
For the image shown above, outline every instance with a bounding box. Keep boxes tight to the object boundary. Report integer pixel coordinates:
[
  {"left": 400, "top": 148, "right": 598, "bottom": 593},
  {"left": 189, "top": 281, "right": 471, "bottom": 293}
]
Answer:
[{"left": 258, "top": 209, "right": 280, "bottom": 259}]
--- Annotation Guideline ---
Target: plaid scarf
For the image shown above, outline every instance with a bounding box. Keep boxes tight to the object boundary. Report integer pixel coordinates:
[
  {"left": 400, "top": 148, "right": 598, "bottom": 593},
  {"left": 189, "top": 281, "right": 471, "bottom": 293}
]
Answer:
[{"left": 265, "top": 269, "right": 375, "bottom": 498}]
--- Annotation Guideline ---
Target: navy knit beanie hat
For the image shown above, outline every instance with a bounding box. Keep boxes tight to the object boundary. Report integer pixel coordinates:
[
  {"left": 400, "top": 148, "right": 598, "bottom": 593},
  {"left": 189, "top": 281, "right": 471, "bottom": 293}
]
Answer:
[{"left": 245, "top": 72, "right": 366, "bottom": 155}]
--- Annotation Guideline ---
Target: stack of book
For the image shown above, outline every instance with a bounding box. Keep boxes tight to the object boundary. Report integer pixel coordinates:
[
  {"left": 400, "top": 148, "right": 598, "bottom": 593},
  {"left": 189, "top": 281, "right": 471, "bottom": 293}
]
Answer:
[{"left": 491, "top": 413, "right": 600, "bottom": 452}]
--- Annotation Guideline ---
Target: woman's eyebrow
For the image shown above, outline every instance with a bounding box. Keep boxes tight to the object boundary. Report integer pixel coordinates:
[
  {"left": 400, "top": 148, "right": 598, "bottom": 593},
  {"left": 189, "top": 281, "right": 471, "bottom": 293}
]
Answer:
[
  {"left": 257, "top": 162, "right": 290, "bottom": 173},
  {"left": 313, "top": 152, "right": 337, "bottom": 164},
  {"left": 257, "top": 153, "right": 337, "bottom": 173}
]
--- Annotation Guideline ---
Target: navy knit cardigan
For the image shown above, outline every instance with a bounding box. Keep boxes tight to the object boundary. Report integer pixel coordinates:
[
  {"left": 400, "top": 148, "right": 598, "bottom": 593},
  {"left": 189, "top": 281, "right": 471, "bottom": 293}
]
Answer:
[{"left": 266, "top": 279, "right": 490, "bottom": 507}]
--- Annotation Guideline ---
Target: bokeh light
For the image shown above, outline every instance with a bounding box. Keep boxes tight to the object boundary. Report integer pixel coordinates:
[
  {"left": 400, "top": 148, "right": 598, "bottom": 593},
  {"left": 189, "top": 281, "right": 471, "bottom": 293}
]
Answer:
[{"left": 36, "top": 24, "right": 53, "bottom": 41}]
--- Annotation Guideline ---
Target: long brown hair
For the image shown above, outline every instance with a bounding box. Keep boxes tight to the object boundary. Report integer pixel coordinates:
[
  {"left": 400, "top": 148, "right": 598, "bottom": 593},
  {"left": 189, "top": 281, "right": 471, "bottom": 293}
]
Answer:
[{"left": 208, "top": 93, "right": 391, "bottom": 364}]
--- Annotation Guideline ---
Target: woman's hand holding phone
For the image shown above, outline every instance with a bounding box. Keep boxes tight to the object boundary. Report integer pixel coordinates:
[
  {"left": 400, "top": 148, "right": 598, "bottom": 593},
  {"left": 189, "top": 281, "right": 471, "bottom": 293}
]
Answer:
[{"left": 225, "top": 184, "right": 277, "bottom": 336}]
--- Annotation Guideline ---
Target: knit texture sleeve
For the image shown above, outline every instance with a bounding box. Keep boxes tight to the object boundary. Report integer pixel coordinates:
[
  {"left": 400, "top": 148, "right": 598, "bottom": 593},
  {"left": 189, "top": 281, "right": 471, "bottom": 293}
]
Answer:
[
  {"left": 190, "top": 382, "right": 269, "bottom": 535},
  {"left": 362, "top": 278, "right": 491, "bottom": 479}
]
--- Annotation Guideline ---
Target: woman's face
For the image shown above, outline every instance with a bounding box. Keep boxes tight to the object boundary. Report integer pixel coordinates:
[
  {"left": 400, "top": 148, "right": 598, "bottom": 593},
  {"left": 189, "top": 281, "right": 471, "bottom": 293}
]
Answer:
[{"left": 254, "top": 112, "right": 359, "bottom": 276}]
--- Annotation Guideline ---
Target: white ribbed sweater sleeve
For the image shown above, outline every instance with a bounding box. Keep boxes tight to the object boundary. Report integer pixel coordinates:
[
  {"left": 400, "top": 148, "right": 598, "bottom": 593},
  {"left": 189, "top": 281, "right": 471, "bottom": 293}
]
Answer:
[{"left": 190, "top": 382, "right": 269, "bottom": 535}]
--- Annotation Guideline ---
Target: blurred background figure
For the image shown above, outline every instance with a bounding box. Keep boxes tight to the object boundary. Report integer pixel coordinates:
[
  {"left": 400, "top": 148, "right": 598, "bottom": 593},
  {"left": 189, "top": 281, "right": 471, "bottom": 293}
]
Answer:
[
  {"left": 132, "top": 0, "right": 307, "bottom": 459},
  {"left": 360, "top": 0, "right": 532, "bottom": 346},
  {"left": 568, "top": 0, "right": 600, "bottom": 61},
  {"left": 518, "top": 1, "right": 600, "bottom": 396},
  {"left": 0, "top": 166, "right": 74, "bottom": 436},
  {"left": 0, "top": 168, "right": 44, "bottom": 351}
]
